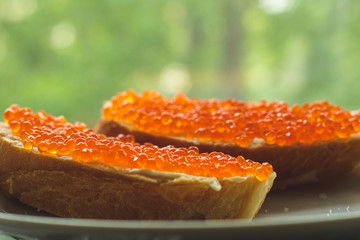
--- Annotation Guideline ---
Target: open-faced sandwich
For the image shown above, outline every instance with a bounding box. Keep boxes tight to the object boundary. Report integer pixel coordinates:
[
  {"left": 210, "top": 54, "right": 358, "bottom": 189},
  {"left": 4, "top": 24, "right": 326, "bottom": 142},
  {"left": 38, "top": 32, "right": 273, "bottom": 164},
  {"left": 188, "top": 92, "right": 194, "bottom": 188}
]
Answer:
[
  {"left": 95, "top": 90, "right": 360, "bottom": 189},
  {"left": 0, "top": 105, "right": 275, "bottom": 220}
]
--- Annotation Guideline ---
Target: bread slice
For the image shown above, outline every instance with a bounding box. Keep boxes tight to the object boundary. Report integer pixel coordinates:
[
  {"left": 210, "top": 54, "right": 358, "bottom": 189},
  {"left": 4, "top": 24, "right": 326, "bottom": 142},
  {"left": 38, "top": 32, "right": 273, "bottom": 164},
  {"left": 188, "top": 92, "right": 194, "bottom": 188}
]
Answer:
[
  {"left": 0, "top": 122, "right": 275, "bottom": 220},
  {"left": 96, "top": 119, "right": 360, "bottom": 190}
]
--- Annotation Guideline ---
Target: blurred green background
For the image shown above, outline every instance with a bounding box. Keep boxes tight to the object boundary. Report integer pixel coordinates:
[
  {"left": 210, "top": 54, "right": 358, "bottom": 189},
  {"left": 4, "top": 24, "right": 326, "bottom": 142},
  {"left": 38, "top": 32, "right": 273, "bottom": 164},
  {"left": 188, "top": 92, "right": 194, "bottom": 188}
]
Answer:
[{"left": 0, "top": 0, "right": 360, "bottom": 127}]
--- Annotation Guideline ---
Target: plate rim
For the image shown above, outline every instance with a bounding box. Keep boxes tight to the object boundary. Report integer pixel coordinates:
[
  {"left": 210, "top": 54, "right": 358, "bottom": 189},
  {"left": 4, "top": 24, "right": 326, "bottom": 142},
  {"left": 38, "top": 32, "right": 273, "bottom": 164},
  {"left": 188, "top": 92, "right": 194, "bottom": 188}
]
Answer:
[{"left": 0, "top": 208, "right": 360, "bottom": 230}]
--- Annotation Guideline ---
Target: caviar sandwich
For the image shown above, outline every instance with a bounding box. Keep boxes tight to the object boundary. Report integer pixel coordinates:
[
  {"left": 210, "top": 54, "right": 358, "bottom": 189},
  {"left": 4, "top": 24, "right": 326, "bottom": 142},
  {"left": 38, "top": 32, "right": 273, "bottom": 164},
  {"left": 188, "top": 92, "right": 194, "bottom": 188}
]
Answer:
[
  {"left": 96, "top": 90, "right": 360, "bottom": 189},
  {"left": 0, "top": 105, "right": 275, "bottom": 220}
]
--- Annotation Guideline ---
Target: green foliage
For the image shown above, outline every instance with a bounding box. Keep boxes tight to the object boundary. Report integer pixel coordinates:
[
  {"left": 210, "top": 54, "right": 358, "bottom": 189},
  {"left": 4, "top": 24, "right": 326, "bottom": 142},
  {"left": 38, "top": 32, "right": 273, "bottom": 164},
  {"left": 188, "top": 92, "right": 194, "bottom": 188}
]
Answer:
[{"left": 0, "top": 0, "right": 360, "bottom": 127}]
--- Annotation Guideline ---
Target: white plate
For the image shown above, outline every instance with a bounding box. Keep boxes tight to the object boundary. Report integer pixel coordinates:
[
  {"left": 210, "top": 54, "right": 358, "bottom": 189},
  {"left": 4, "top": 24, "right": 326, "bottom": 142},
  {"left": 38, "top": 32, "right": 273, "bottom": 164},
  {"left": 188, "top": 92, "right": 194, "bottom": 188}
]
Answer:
[{"left": 1, "top": 172, "right": 360, "bottom": 240}]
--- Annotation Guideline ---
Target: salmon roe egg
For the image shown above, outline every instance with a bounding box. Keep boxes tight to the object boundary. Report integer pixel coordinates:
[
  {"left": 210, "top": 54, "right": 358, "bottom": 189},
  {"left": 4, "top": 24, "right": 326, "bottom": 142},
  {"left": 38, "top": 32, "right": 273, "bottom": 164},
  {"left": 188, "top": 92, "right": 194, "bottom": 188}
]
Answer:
[
  {"left": 3, "top": 105, "right": 273, "bottom": 181},
  {"left": 103, "top": 91, "right": 360, "bottom": 147}
]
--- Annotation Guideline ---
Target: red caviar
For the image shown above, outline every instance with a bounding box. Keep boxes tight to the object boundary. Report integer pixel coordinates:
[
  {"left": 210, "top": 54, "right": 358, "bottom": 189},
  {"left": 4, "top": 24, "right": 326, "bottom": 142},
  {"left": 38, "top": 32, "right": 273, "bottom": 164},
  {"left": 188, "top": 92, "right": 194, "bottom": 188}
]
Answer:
[
  {"left": 3, "top": 105, "right": 273, "bottom": 181},
  {"left": 103, "top": 90, "right": 360, "bottom": 147}
]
